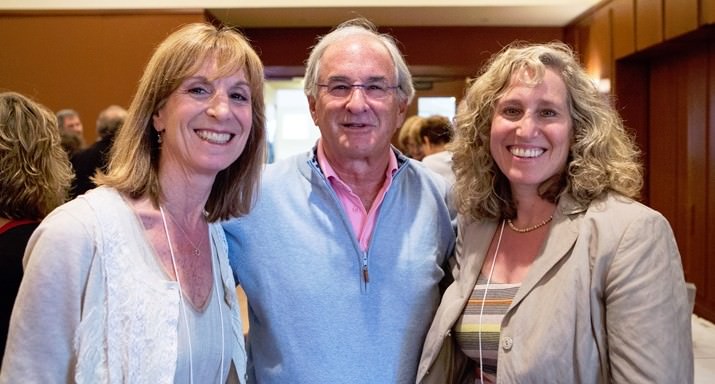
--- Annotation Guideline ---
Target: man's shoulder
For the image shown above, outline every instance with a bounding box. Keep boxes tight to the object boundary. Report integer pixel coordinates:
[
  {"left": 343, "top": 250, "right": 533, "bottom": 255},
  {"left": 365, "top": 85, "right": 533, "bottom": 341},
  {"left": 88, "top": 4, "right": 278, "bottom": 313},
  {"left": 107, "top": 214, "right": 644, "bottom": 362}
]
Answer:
[
  {"left": 263, "top": 154, "right": 306, "bottom": 180},
  {"left": 399, "top": 158, "right": 449, "bottom": 191}
]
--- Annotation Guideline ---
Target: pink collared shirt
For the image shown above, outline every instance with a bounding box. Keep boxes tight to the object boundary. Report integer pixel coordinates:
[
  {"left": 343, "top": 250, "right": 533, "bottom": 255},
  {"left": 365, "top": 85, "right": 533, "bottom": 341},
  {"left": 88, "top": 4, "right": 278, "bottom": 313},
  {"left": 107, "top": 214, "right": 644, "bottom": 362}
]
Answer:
[{"left": 316, "top": 140, "right": 398, "bottom": 251}]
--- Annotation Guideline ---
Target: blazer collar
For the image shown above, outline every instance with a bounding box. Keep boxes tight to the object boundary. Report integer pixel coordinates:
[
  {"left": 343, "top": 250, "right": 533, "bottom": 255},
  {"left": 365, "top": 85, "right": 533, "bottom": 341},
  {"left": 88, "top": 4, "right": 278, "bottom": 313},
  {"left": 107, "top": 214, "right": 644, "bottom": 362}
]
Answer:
[
  {"left": 460, "top": 218, "right": 498, "bottom": 298},
  {"left": 510, "top": 193, "right": 586, "bottom": 309},
  {"left": 456, "top": 193, "right": 588, "bottom": 311}
]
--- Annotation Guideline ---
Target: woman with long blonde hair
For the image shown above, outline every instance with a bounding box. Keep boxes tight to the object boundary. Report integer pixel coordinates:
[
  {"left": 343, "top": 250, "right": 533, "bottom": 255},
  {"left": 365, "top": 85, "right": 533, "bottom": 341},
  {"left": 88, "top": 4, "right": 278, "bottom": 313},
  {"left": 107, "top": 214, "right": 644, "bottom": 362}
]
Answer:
[{"left": 1, "top": 23, "right": 266, "bottom": 383}]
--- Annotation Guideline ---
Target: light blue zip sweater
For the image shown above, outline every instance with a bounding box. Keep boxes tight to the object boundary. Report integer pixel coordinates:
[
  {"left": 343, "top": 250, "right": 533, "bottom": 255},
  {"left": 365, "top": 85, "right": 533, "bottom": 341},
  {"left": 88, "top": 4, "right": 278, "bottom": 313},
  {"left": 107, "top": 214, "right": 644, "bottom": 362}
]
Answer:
[{"left": 224, "top": 148, "right": 455, "bottom": 384}]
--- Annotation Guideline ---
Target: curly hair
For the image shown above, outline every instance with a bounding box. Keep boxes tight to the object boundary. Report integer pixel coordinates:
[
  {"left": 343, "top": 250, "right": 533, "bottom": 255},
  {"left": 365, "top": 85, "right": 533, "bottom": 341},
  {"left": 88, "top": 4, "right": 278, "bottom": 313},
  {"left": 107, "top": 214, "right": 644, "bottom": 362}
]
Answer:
[
  {"left": 95, "top": 23, "right": 266, "bottom": 222},
  {"left": 0, "top": 92, "right": 73, "bottom": 220},
  {"left": 450, "top": 41, "right": 642, "bottom": 221}
]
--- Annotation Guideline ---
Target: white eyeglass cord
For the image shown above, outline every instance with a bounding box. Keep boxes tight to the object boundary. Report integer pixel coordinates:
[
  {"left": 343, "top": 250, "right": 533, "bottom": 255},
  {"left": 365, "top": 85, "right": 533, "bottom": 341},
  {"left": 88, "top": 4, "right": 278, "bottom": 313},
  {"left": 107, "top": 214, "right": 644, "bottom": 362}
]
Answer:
[
  {"left": 160, "top": 206, "right": 194, "bottom": 384},
  {"left": 478, "top": 219, "right": 505, "bottom": 384},
  {"left": 160, "top": 206, "right": 226, "bottom": 383},
  {"left": 215, "top": 239, "right": 225, "bottom": 381}
]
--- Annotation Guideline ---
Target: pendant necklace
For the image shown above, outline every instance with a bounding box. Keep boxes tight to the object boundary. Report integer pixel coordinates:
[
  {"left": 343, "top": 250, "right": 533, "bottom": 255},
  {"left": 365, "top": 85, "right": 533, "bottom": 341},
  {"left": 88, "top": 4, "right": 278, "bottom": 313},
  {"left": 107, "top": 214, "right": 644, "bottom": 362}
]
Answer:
[
  {"left": 159, "top": 206, "right": 225, "bottom": 383},
  {"left": 164, "top": 208, "right": 205, "bottom": 256},
  {"left": 478, "top": 219, "right": 505, "bottom": 384}
]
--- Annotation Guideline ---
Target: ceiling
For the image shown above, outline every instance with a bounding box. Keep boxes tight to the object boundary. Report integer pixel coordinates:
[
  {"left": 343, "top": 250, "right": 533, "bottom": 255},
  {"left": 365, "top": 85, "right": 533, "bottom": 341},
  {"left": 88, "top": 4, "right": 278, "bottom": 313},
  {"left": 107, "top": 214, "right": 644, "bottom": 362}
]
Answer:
[
  {"left": 209, "top": 3, "right": 603, "bottom": 28},
  {"left": 2, "top": 1, "right": 604, "bottom": 28}
]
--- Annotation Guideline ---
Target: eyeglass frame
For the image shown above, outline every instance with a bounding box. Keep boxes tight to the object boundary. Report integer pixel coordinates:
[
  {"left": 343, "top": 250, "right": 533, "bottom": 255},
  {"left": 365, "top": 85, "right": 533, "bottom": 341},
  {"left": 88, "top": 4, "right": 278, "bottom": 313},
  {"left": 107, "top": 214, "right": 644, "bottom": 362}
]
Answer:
[{"left": 315, "top": 80, "right": 401, "bottom": 100}]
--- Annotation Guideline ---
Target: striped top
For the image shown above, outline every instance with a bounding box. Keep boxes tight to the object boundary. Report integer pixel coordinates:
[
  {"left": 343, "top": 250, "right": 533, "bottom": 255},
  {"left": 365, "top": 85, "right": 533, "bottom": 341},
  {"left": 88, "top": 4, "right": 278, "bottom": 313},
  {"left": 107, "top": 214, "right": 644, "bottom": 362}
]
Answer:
[{"left": 453, "top": 274, "right": 520, "bottom": 384}]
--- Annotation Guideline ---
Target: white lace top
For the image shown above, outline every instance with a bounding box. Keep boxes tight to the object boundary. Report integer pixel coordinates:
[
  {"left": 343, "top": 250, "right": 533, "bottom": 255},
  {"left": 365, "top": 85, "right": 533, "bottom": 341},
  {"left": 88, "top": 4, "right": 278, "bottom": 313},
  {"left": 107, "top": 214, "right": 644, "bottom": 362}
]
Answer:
[{"left": 0, "top": 187, "right": 246, "bottom": 384}]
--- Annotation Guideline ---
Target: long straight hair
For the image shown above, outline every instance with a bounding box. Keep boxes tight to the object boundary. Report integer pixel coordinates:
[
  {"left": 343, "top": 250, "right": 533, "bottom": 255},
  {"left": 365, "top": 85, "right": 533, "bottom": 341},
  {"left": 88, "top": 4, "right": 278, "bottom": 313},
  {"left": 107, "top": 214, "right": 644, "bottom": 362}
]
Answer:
[{"left": 95, "top": 23, "right": 266, "bottom": 222}]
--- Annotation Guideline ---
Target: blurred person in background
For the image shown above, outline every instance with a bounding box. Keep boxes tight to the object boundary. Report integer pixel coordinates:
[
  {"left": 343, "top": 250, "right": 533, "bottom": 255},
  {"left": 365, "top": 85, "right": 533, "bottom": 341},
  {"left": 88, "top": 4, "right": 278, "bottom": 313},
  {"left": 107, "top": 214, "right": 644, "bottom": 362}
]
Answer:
[
  {"left": 420, "top": 114, "right": 455, "bottom": 186},
  {"left": 0, "top": 91, "right": 73, "bottom": 367},
  {"left": 56, "top": 108, "right": 84, "bottom": 137},
  {"left": 70, "top": 104, "right": 128, "bottom": 198},
  {"left": 397, "top": 114, "right": 425, "bottom": 160},
  {"left": 57, "top": 108, "right": 85, "bottom": 156}
]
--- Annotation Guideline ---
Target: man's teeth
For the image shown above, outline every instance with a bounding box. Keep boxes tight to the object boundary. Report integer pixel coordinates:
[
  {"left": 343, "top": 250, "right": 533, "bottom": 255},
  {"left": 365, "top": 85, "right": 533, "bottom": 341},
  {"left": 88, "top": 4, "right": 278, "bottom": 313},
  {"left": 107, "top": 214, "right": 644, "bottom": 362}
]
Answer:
[
  {"left": 196, "top": 130, "right": 232, "bottom": 144},
  {"left": 510, "top": 147, "right": 544, "bottom": 158}
]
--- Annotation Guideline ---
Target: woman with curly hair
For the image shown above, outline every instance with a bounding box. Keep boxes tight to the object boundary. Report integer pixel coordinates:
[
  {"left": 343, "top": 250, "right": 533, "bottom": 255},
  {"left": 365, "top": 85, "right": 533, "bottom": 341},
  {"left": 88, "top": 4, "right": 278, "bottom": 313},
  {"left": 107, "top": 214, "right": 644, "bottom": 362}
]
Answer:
[
  {"left": 417, "top": 41, "right": 692, "bottom": 383},
  {"left": 0, "top": 91, "right": 73, "bottom": 366}
]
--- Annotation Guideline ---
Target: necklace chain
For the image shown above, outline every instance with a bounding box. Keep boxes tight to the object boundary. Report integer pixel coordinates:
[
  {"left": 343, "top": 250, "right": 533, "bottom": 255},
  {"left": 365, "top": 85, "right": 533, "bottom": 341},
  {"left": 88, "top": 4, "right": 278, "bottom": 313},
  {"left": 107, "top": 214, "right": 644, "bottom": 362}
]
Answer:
[
  {"left": 164, "top": 208, "right": 205, "bottom": 256},
  {"left": 507, "top": 215, "right": 553, "bottom": 233},
  {"left": 159, "top": 206, "right": 225, "bottom": 383}
]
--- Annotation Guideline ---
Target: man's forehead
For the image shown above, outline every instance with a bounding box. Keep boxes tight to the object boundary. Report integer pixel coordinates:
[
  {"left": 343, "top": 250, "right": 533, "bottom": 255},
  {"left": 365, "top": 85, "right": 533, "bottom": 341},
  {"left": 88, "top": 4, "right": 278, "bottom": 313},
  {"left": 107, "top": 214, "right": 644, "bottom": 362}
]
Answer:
[
  {"left": 322, "top": 35, "right": 389, "bottom": 60},
  {"left": 319, "top": 37, "right": 395, "bottom": 80}
]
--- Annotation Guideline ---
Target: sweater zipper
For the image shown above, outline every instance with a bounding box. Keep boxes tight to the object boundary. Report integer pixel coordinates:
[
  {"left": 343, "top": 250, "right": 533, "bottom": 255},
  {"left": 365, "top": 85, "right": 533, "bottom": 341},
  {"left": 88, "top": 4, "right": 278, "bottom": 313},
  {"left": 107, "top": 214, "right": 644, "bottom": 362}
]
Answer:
[
  {"left": 362, "top": 251, "right": 369, "bottom": 284},
  {"left": 358, "top": 153, "right": 407, "bottom": 288},
  {"left": 309, "top": 158, "right": 371, "bottom": 288},
  {"left": 308, "top": 152, "right": 408, "bottom": 289}
]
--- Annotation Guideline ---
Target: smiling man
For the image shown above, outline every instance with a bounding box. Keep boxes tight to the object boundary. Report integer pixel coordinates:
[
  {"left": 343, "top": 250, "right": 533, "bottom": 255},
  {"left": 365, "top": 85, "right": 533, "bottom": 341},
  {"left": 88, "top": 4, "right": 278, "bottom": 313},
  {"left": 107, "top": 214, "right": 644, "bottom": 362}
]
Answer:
[{"left": 223, "top": 18, "right": 456, "bottom": 384}]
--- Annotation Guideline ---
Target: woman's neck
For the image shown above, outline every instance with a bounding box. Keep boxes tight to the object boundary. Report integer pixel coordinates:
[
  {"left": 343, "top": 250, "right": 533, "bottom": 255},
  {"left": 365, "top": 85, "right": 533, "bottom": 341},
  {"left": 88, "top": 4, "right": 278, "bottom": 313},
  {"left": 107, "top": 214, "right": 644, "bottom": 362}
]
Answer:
[{"left": 512, "top": 193, "right": 556, "bottom": 227}]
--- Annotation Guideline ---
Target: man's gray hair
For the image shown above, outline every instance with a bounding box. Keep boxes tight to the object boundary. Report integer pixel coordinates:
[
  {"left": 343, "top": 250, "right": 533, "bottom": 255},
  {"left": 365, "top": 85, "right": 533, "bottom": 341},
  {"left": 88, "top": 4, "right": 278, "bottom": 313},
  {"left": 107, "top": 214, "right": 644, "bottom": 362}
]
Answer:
[
  {"left": 56, "top": 108, "right": 79, "bottom": 130},
  {"left": 303, "top": 18, "right": 415, "bottom": 104}
]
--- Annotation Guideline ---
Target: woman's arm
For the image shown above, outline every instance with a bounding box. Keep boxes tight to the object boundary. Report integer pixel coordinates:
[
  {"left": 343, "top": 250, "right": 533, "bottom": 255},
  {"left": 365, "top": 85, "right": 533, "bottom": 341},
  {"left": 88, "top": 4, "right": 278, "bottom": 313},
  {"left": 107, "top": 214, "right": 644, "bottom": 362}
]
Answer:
[
  {"left": 605, "top": 211, "right": 693, "bottom": 383},
  {"left": 0, "top": 203, "right": 96, "bottom": 383}
]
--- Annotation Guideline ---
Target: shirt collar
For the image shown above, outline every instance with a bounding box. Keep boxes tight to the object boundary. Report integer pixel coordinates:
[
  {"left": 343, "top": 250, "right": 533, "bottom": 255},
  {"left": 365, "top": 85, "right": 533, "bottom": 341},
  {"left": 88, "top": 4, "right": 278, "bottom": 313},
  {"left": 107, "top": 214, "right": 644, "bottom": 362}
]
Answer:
[{"left": 316, "top": 139, "right": 398, "bottom": 185}]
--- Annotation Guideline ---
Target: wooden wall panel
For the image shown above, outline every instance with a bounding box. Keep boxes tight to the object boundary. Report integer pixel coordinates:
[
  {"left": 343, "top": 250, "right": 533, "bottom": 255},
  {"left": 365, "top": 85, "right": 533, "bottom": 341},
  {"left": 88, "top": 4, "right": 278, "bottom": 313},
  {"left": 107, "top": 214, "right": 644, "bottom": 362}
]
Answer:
[
  {"left": 647, "top": 47, "right": 715, "bottom": 322},
  {"left": 587, "top": 6, "right": 613, "bottom": 80},
  {"left": 0, "top": 12, "right": 205, "bottom": 144},
  {"left": 614, "top": 59, "right": 650, "bottom": 202},
  {"left": 684, "top": 51, "right": 709, "bottom": 305},
  {"left": 648, "top": 60, "right": 683, "bottom": 243},
  {"left": 611, "top": 0, "right": 636, "bottom": 59},
  {"left": 704, "top": 42, "right": 715, "bottom": 321},
  {"left": 704, "top": 0, "right": 715, "bottom": 25},
  {"left": 665, "top": 0, "right": 699, "bottom": 38},
  {"left": 564, "top": 16, "right": 591, "bottom": 63},
  {"left": 636, "top": 0, "right": 664, "bottom": 50}
]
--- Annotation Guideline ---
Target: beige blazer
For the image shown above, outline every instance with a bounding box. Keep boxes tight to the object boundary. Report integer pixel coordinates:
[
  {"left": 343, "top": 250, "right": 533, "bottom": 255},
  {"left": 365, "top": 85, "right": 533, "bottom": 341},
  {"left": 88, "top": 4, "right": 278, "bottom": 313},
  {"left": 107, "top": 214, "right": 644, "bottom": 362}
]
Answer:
[{"left": 417, "top": 193, "right": 693, "bottom": 384}]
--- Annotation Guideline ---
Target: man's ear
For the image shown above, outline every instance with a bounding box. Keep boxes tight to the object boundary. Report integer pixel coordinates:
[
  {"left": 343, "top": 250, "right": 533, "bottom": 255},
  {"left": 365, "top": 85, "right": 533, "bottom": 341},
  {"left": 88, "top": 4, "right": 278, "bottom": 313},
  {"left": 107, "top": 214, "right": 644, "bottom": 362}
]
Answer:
[
  {"left": 307, "top": 95, "right": 319, "bottom": 125},
  {"left": 393, "top": 100, "right": 409, "bottom": 134},
  {"left": 397, "top": 99, "right": 408, "bottom": 122}
]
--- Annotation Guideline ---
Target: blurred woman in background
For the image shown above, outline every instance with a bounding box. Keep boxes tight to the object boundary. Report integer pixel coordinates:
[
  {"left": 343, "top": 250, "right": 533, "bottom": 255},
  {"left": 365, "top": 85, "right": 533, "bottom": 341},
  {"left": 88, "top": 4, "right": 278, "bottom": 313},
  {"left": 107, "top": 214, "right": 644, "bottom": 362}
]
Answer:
[{"left": 0, "top": 91, "right": 73, "bottom": 367}]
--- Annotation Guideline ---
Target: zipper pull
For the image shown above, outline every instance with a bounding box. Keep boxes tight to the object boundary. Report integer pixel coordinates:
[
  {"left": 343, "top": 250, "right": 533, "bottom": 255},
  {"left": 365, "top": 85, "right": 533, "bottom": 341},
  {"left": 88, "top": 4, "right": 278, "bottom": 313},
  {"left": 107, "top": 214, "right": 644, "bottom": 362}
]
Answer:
[{"left": 362, "top": 252, "right": 369, "bottom": 283}]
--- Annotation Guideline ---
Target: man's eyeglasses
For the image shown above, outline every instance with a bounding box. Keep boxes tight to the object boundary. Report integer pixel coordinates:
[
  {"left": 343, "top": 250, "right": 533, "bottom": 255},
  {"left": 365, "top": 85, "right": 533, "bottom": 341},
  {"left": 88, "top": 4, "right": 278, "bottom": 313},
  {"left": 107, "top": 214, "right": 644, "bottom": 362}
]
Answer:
[{"left": 316, "top": 80, "right": 400, "bottom": 100}]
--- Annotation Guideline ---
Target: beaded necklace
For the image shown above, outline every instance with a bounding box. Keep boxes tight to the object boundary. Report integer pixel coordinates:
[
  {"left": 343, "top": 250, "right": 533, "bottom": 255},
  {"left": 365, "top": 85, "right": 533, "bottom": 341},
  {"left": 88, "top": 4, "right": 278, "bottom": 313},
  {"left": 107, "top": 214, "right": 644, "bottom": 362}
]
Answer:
[{"left": 507, "top": 215, "right": 553, "bottom": 233}]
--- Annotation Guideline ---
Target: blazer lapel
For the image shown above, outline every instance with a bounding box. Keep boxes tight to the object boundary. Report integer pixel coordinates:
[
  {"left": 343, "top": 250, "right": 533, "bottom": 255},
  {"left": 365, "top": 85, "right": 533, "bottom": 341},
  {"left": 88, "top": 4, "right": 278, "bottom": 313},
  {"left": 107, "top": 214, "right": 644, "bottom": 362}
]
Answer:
[
  {"left": 459, "top": 219, "right": 499, "bottom": 298},
  {"left": 510, "top": 195, "right": 586, "bottom": 309}
]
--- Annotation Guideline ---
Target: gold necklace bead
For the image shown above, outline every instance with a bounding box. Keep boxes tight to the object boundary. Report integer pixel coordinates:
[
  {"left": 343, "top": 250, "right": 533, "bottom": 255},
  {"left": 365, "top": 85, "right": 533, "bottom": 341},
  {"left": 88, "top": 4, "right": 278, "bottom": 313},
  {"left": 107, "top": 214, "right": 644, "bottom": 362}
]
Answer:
[{"left": 507, "top": 215, "right": 553, "bottom": 233}]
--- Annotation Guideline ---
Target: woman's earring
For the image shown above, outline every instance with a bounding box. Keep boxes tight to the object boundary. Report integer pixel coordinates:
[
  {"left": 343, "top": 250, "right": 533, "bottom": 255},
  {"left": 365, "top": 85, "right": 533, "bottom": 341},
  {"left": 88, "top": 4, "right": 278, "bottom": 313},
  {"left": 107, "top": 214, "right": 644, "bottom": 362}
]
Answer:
[{"left": 157, "top": 131, "right": 163, "bottom": 144}]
